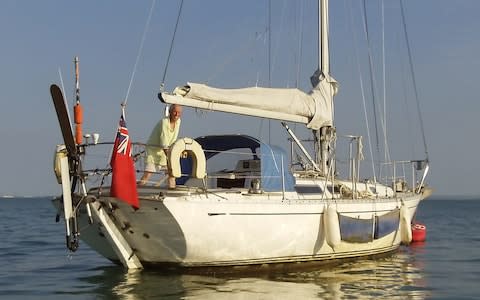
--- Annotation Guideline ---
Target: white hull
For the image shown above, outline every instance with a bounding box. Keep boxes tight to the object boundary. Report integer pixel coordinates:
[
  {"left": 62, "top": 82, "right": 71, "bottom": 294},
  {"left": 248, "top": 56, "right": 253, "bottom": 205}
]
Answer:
[{"left": 60, "top": 185, "right": 427, "bottom": 268}]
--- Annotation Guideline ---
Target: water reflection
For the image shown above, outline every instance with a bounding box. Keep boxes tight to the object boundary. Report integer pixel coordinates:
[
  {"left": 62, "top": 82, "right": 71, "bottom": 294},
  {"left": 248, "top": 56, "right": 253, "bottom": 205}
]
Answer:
[
  {"left": 83, "top": 246, "right": 430, "bottom": 299},
  {"left": 270, "top": 247, "right": 429, "bottom": 299}
]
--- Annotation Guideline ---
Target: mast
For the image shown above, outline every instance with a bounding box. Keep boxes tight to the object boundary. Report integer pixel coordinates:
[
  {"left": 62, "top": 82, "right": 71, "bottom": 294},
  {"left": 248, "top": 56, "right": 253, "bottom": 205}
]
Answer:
[
  {"left": 320, "top": 0, "right": 329, "bottom": 75},
  {"left": 313, "top": 0, "right": 334, "bottom": 176}
]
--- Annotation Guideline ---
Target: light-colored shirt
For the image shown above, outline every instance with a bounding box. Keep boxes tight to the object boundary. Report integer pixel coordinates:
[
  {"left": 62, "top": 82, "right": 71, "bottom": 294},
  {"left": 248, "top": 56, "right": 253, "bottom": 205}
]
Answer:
[{"left": 145, "top": 117, "right": 181, "bottom": 166}]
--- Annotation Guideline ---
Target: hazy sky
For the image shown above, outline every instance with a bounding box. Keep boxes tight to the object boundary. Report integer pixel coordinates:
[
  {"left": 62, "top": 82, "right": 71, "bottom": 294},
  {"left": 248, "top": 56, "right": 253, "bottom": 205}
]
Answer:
[{"left": 0, "top": 0, "right": 478, "bottom": 197}]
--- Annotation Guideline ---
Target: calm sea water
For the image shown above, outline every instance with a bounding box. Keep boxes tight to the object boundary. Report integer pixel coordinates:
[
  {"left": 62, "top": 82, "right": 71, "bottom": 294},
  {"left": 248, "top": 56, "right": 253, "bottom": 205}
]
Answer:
[{"left": 0, "top": 197, "right": 479, "bottom": 299}]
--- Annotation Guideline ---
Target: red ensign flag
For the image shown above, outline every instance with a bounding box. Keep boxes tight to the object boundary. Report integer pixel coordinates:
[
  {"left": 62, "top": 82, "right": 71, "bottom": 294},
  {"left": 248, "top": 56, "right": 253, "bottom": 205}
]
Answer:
[{"left": 110, "top": 115, "right": 139, "bottom": 209}]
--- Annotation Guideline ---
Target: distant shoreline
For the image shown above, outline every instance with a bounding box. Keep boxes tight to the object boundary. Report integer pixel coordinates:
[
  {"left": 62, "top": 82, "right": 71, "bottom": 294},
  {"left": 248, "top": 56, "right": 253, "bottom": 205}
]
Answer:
[{"left": 428, "top": 195, "right": 480, "bottom": 201}]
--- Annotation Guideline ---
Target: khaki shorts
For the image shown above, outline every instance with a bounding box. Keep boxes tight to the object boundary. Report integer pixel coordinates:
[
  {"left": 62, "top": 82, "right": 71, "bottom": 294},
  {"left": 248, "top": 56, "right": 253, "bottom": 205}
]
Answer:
[{"left": 144, "top": 163, "right": 167, "bottom": 173}]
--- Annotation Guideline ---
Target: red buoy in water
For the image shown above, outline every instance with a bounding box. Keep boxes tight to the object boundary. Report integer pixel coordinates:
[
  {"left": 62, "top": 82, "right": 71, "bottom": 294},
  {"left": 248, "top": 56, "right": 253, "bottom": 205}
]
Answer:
[{"left": 411, "top": 222, "right": 427, "bottom": 242}]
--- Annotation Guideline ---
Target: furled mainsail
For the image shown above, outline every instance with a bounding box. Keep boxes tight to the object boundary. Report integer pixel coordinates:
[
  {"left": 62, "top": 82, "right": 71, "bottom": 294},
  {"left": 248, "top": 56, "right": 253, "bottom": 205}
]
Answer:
[{"left": 160, "top": 75, "right": 338, "bottom": 130}]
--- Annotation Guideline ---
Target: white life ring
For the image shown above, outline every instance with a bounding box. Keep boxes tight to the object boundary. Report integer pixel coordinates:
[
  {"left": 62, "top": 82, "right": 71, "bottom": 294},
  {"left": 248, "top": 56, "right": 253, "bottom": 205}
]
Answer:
[{"left": 168, "top": 138, "right": 206, "bottom": 179}]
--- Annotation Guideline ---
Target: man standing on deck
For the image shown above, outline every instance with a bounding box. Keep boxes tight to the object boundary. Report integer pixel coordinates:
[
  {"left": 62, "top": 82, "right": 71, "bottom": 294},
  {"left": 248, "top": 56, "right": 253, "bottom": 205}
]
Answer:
[{"left": 140, "top": 104, "right": 182, "bottom": 188}]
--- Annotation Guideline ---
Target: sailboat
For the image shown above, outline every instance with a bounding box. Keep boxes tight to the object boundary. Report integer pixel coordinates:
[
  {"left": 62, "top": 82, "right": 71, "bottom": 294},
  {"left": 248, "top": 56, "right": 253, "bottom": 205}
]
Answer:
[{"left": 50, "top": 0, "right": 431, "bottom": 271}]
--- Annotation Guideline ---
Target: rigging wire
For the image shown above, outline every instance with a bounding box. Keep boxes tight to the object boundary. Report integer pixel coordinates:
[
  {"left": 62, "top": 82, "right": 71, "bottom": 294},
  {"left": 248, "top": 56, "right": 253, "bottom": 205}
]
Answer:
[
  {"left": 257, "top": 0, "right": 271, "bottom": 141},
  {"left": 58, "top": 68, "right": 71, "bottom": 124},
  {"left": 295, "top": 0, "right": 305, "bottom": 90},
  {"left": 263, "top": 0, "right": 288, "bottom": 144},
  {"left": 381, "top": 0, "right": 391, "bottom": 165},
  {"left": 292, "top": 0, "right": 306, "bottom": 136},
  {"left": 361, "top": 0, "right": 381, "bottom": 160},
  {"left": 345, "top": 0, "right": 377, "bottom": 183},
  {"left": 379, "top": 0, "right": 393, "bottom": 182},
  {"left": 268, "top": 0, "right": 272, "bottom": 87},
  {"left": 160, "top": 0, "right": 184, "bottom": 91},
  {"left": 399, "top": 0, "right": 429, "bottom": 161},
  {"left": 257, "top": 0, "right": 273, "bottom": 143},
  {"left": 398, "top": 41, "right": 416, "bottom": 158},
  {"left": 124, "top": 0, "right": 156, "bottom": 106},
  {"left": 270, "top": 0, "right": 289, "bottom": 85},
  {"left": 207, "top": 31, "right": 265, "bottom": 84},
  {"left": 361, "top": 0, "right": 396, "bottom": 182},
  {"left": 268, "top": 0, "right": 272, "bottom": 144}
]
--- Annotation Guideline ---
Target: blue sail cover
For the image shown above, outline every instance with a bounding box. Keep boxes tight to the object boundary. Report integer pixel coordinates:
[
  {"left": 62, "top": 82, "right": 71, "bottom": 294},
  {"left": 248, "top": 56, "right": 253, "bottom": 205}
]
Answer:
[{"left": 260, "top": 144, "right": 295, "bottom": 192}]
